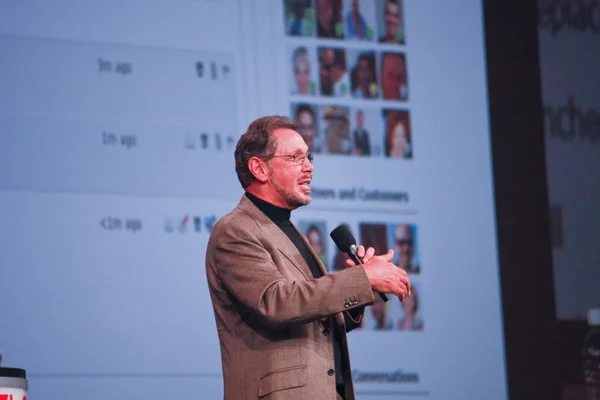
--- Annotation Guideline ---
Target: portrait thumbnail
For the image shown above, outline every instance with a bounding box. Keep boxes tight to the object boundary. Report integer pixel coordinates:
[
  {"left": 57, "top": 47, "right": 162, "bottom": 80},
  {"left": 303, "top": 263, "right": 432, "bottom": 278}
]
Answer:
[
  {"left": 315, "top": 0, "right": 344, "bottom": 39},
  {"left": 382, "top": 109, "right": 412, "bottom": 159},
  {"left": 342, "top": 0, "right": 377, "bottom": 41},
  {"left": 359, "top": 223, "right": 389, "bottom": 256},
  {"left": 284, "top": 0, "right": 315, "bottom": 37},
  {"left": 379, "top": 51, "right": 408, "bottom": 101},
  {"left": 330, "top": 223, "right": 354, "bottom": 272},
  {"left": 376, "top": 0, "right": 405, "bottom": 44},
  {"left": 290, "top": 103, "right": 322, "bottom": 153},
  {"left": 397, "top": 282, "right": 423, "bottom": 331},
  {"left": 349, "top": 108, "right": 382, "bottom": 156},
  {"left": 318, "top": 47, "right": 349, "bottom": 97},
  {"left": 387, "top": 223, "right": 420, "bottom": 274},
  {"left": 289, "top": 45, "right": 318, "bottom": 96},
  {"left": 319, "top": 105, "right": 352, "bottom": 155},
  {"left": 363, "top": 289, "right": 394, "bottom": 331},
  {"left": 348, "top": 50, "right": 379, "bottom": 100},
  {"left": 297, "top": 220, "right": 329, "bottom": 268}
]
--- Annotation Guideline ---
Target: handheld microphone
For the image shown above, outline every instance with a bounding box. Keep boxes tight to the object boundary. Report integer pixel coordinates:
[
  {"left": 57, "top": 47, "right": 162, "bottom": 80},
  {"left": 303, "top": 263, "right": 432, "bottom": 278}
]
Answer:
[{"left": 330, "top": 224, "right": 388, "bottom": 302}]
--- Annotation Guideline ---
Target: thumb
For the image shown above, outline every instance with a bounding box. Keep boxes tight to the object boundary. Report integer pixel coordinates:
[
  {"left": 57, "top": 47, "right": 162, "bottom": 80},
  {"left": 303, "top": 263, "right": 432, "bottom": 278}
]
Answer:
[{"left": 383, "top": 249, "right": 394, "bottom": 262}]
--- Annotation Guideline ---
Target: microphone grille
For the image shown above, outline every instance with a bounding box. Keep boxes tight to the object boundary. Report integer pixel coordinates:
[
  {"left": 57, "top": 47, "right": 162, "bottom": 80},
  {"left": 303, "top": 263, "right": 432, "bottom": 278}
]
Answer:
[{"left": 329, "top": 224, "right": 356, "bottom": 252}]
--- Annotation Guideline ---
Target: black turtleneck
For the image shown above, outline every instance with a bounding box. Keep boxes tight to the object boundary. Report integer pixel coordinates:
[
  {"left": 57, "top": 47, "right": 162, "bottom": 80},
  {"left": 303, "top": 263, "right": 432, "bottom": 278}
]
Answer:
[
  {"left": 245, "top": 192, "right": 346, "bottom": 388},
  {"left": 245, "top": 192, "right": 323, "bottom": 280}
]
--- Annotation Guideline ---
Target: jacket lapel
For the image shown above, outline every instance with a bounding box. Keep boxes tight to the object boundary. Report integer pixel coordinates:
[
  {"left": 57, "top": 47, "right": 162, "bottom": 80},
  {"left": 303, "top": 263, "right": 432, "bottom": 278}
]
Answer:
[
  {"left": 238, "top": 195, "right": 346, "bottom": 327},
  {"left": 238, "top": 196, "right": 313, "bottom": 280},
  {"left": 292, "top": 222, "right": 329, "bottom": 276}
]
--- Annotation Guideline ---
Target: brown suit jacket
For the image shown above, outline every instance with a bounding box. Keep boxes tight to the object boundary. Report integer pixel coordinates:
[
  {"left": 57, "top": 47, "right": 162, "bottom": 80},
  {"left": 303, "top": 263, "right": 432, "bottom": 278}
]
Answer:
[{"left": 205, "top": 195, "right": 375, "bottom": 400}]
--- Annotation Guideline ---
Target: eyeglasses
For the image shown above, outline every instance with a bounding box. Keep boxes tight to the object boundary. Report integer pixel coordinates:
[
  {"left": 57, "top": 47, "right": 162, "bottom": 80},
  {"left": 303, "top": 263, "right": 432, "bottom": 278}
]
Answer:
[
  {"left": 395, "top": 239, "right": 413, "bottom": 246},
  {"left": 263, "top": 152, "right": 314, "bottom": 165}
]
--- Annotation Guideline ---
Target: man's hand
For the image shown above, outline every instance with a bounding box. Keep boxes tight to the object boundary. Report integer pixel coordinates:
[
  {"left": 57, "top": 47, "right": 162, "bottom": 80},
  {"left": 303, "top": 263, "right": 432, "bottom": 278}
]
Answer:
[
  {"left": 347, "top": 247, "right": 411, "bottom": 300},
  {"left": 344, "top": 245, "right": 376, "bottom": 267}
]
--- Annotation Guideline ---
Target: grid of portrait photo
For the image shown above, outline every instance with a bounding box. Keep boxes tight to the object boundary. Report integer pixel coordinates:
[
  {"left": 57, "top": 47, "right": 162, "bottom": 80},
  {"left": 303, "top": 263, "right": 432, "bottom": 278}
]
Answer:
[
  {"left": 295, "top": 218, "right": 423, "bottom": 333},
  {"left": 284, "top": 0, "right": 412, "bottom": 159}
]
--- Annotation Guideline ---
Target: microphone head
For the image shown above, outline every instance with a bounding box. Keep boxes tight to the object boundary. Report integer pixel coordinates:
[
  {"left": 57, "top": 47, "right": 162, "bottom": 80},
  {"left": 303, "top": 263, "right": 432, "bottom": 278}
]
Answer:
[{"left": 330, "top": 224, "right": 356, "bottom": 252}]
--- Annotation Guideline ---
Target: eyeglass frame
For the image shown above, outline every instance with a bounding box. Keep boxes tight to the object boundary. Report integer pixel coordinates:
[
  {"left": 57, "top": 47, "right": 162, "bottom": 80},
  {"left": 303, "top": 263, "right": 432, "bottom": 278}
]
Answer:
[{"left": 256, "top": 151, "right": 314, "bottom": 165}]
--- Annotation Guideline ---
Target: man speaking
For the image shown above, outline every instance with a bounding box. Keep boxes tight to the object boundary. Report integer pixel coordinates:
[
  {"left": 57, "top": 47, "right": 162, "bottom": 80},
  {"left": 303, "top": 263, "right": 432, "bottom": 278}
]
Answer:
[{"left": 205, "top": 116, "right": 411, "bottom": 400}]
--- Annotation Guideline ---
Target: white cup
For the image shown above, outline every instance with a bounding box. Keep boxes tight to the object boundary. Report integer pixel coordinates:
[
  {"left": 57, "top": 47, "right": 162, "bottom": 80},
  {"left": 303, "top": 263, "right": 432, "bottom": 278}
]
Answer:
[{"left": 0, "top": 368, "right": 28, "bottom": 400}]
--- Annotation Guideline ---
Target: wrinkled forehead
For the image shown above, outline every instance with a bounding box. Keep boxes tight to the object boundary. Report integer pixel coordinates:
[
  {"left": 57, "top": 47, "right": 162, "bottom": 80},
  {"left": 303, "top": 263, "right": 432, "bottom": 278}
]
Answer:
[{"left": 273, "top": 128, "right": 309, "bottom": 153}]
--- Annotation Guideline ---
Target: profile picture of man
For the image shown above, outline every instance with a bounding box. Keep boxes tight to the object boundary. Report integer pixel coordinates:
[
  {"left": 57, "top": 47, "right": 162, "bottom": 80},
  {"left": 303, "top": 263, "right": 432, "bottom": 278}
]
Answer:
[
  {"left": 291, "top": 103, "right": 320, "bottom": 153},
  {"left": 289, "top": 46, "right": 316, "bottom": 95},
  {"left": 389, "top": 223, "right": 420, "bottom": 274},
  {"left": 320, "top": 106, "right": 351, "bottom": 155},
  {"left": 349, "top": 51, "right": 379, "bottom": 99},
  {"left": 284, "top": 0, "right": 314, "bottom": 37},
  {"left": 319, "top": 47, "right": 349, "bottom": 97},
  {"left": 352, "top": 110, "right": 371, "bottom": 156},
  {"left": 383, "top": 109, "right": 412, "bottom": 159},
  {"left": 398, "top": 283, "right": 423, "bottom": 331},
  {"left": 316, "top": 0, "right": 344, "bottom": 39},
  {"left": 377, "top": 0, "right": 405, "bottom": 44},
  {"left": 344, "top": 0, "right": 375, "bottom": 40},
  {"left": 380, "top": 52, "right": 408, "bottom": 101}
]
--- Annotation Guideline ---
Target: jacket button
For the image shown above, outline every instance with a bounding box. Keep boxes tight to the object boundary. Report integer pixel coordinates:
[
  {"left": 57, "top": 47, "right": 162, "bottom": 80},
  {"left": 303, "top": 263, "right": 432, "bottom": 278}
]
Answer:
[
  {"left": 323, "top": 328, "right": 330, "bottom": 336},
  {"left": 328, "top": 369, "right": 335, "bottom": 376}
]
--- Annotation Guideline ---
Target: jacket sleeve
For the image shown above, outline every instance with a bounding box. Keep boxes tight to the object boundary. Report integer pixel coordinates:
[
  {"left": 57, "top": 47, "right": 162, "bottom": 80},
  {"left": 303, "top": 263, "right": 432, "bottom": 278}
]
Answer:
[{"left": 206, "top": 223, "right": 375, "bottom": 329}]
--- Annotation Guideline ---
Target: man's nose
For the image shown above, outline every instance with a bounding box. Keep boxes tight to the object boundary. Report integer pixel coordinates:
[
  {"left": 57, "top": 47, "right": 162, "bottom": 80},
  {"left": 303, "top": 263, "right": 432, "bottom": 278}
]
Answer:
[{"left": 303, "top": 158, "right": 314, "bottom": 172}]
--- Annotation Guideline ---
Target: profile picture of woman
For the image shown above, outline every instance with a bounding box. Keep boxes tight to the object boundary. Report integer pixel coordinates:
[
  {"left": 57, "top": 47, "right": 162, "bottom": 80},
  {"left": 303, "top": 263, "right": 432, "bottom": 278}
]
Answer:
[
  {"left": 297, "top": 220, "right": 329, "bottom": 268},
  {"left": 349, "top": 51, "right": 379, "bottom": 99},
  {"left": 289, "top": 46, "right": 317, "bottom": 96},
  {"left": 383, "top": 109, "right": 412, "bottom": 159}
]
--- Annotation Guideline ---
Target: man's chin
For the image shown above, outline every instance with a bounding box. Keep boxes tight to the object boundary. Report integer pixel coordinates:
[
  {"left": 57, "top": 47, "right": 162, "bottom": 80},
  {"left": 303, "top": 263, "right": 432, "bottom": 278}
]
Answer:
[{"left": 291, "top": 195, "right": 311, "bottom": 209}]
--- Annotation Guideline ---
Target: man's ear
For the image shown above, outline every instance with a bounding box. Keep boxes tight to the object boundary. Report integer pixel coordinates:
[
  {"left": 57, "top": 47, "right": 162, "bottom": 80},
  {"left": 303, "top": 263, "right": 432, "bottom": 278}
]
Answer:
[{"left": 248, "top": 157, "right": 269, "bottom": 183}]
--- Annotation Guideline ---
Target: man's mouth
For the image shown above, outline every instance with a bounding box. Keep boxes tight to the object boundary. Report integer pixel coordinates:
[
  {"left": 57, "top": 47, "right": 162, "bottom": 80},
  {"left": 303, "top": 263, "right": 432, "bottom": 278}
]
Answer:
[{"left": 298, "top": 178, "right": 312, "bottom": 188}]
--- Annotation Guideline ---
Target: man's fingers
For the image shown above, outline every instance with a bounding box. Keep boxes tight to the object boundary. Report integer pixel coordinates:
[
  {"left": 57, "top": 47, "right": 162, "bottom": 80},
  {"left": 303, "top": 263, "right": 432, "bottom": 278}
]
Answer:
[
  {"left": 356, "top": 245, "right": 365, "bottom": 258},
  {"left": 363, "top": 247, "right": 376, "bottom": 263}
]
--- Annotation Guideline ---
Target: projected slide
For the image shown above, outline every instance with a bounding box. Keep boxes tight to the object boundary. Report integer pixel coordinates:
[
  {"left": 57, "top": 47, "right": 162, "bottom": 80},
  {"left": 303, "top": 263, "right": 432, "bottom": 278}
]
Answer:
[{"left": 0, "top": 1, "right": 507, "bottom": 399}]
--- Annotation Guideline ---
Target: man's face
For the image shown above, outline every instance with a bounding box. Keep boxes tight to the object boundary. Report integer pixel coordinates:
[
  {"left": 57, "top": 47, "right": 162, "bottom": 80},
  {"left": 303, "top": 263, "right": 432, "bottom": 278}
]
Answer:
[
  {"left": 266, "top": 128, "right": 314, "bottom": 209},
  {"left": 320, "top": 49, "right": 334, "bottom": 88},
  {"left": 325, "top": 117, "right": 349, "bottom": 153},
  {"left": 352, "top": 0, "right": 360, "bottom": 14},
  {"left": 307, "top": 229, "right": 323, "bottom": 255},
  {"left": 394, "top": 225, "right": 414, "bottom": 268},
  {"left": 295, "top": 56, "right": 310, "bottom": 94},
  {"left": 381, "top": 54, "right": 405, "bottom": 100},
  {"left": 384, "top": 1, "right": 401, "bottom": 36},
  {"left": 297, "top": 110, "right": 316, "bottom": 151},
  {"left": 356, "top": 111, "right": 364, "bottom": 128},
  {"left": 294, "top": 3, "right": 304, "bottom": 18},
  {"left": 317, "top": 0, "right": 333, "bottom": 26}
]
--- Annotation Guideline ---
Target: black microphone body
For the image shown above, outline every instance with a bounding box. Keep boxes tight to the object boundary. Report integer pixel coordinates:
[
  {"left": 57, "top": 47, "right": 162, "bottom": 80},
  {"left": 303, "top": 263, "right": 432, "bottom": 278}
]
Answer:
[{"left": 330, "top": 225, "right": 389, "bottom": 302}]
